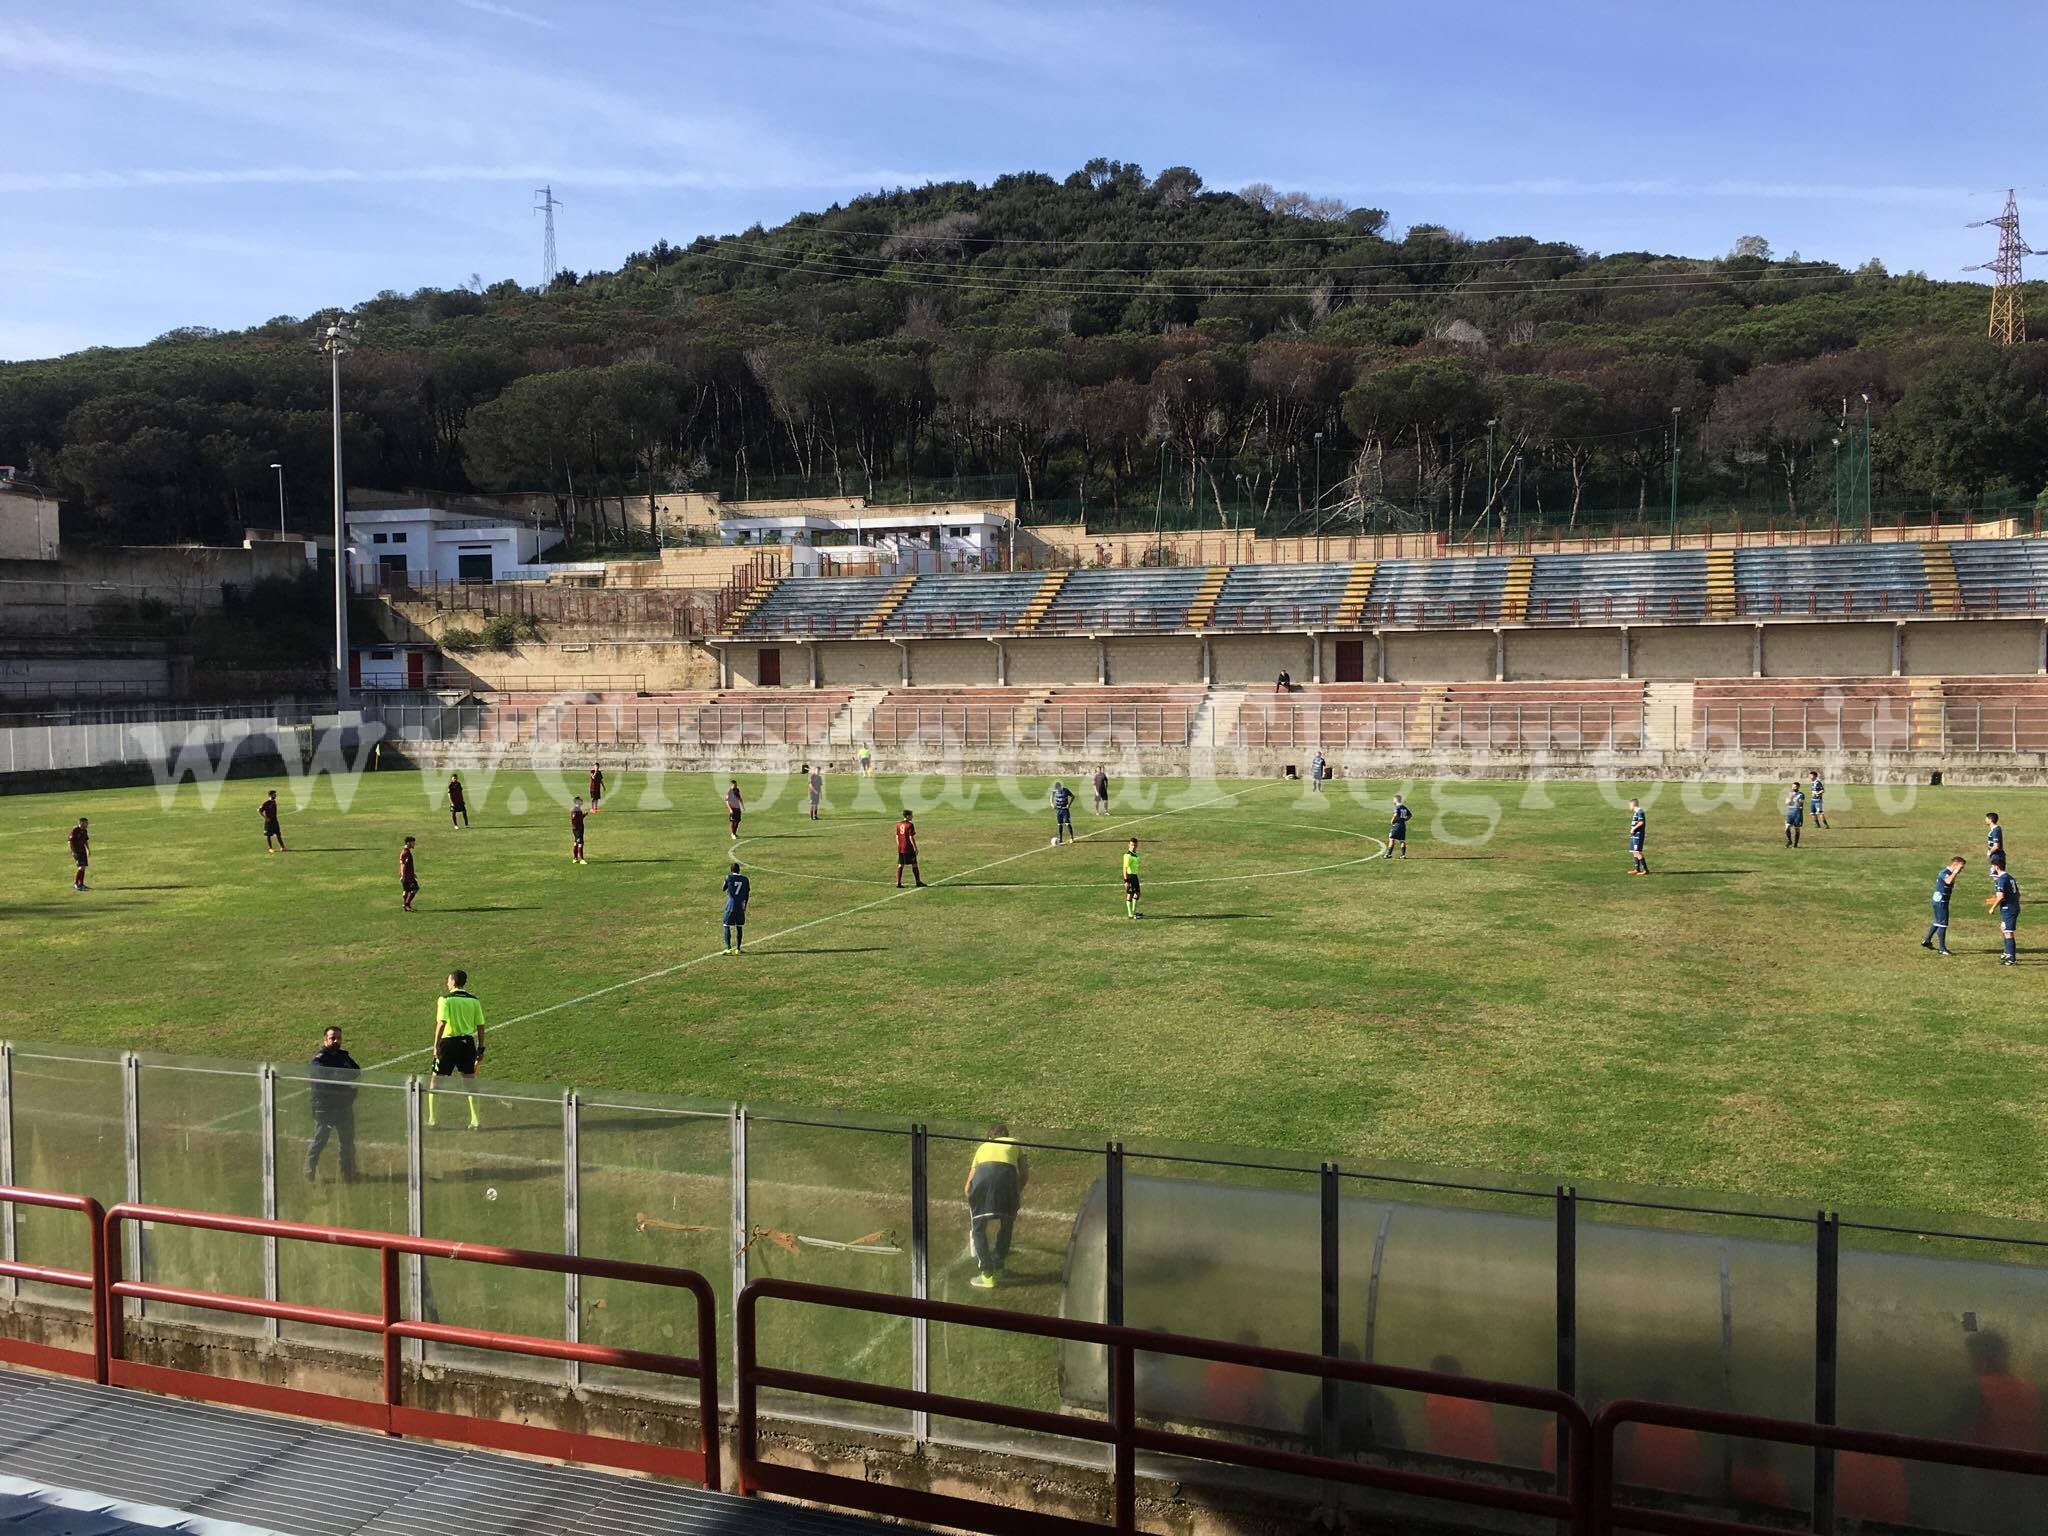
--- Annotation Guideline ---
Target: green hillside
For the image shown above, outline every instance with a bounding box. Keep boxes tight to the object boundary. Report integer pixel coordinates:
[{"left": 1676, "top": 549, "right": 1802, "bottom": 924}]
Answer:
[{"left": 4, "top": 160, "right": 2044, "bottom": 547}]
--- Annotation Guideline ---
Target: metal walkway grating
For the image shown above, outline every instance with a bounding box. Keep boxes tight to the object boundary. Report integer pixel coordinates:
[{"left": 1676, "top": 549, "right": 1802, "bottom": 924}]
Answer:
[{"left": 0, "top": 1372, "right": 892, "bottom": 1536}]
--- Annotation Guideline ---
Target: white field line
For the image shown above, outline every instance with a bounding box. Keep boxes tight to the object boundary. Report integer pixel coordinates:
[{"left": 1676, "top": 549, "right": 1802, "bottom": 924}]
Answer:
[
  {"left": 362, "top": 779, "right": 1285, "bottom": 1073},
  {"left": 192, "top": 780, "right": 1283, "bottom": 1133}
]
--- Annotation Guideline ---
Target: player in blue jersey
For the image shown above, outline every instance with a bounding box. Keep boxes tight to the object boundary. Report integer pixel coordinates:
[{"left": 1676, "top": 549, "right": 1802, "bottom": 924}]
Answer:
[
  {"left": 1986, "top": 812, "right": 2005, "bottom": 863},
  {"left": 1309, "top": 752, "right": 1327, "bottom": 793},
  {"left": 1383, "top": 794, "right": 1411, "bottom": 859},
  {"left": 1988, "top": 857, "right": 2020, "bottom": 966},
  {"left": 722, "top": 861, "right": 751, "bottom": 954},
  {"left": 1807, "top": 770, "right": 1828, "bottom": 830},
  {"left": 1050, "top": 780, "right": 1075, "bottom": 844},
  {"left": 1922, "top": 856, "right": 1964, "bottom": 955},
  {"left": 1782, "top": 783, "right": 1805, "bottom": 848},
  {"left": 1627, "top": 799, "right": 1648, "bottom": 875}
]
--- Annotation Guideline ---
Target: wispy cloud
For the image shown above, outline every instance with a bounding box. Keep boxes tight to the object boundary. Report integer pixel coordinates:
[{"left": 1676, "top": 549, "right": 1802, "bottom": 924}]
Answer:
[
  {"left": 453, "top": 0, "right": 557, "bottom": 29},
  {"left": 0, "top": 163, "right": 970, "bottom": 195},
  {"left": 1341, "top": 178, "right": 1977, "bottom": 206}
]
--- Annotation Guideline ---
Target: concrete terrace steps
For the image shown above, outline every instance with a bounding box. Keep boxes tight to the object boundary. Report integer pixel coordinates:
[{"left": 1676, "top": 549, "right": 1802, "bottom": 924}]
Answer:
[
  {"left": 1184, "top": 566, "right": 1231, "bottom": 629},
  {"left": 1334, "top": 561, "right": 1378, "bottom": 626},
  {"left": 856, "top": 574, "right": 918, "bottom": 635},
  {"left": 1921, "top": 543, "right": 1962, "bottom": 614},
  {"left": 1015, "top": 570, "right": 1067, "bottom": 634},
  {"left": 718, "top": 573, "right": 782, "bottom": 637},
  {"left": 1705, "top": 549, "right": 1737, "bottom": 618}
]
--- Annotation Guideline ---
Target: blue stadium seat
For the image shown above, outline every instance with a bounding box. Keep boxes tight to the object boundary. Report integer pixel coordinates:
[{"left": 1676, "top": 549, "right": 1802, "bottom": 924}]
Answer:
[
  {"left": 1365, "top": 557, "right": 1510, "bottom": 622},
  {"left": 1042, "top": 568, "right": 1208, "bottom": 632},
  {"left": 1733, "top": 545, "right": 1930, "bottom": 616},
  {"left": 884, "top": 573, "right": 1047, "bottom": 635},
  {"left": 1525, "top": 550, "right": 1710, "bottom": 621},
  {"left": 735, "top": 576, "right": 899, "bottom": 637},
  {"left": 1953, "top": 539, "right": 2048, "bottom": 610},
  {"left": 1208, "top": 563, "right": 1353, "bottom": 629}
]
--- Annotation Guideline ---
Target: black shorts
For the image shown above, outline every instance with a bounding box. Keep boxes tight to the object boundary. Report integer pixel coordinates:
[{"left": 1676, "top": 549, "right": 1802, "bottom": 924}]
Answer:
[
  {"left": 263, "top": 820, "right": 281, "bottom": 837},
  {"left": 434, "top": 1036, "right": 478, "bottom": 1077},
  {"left": 898, "top": 850, "right": 918, "bottom": 866},
  {"left": 1124, "top": 875, "right": 1141, "bottom": 897}
]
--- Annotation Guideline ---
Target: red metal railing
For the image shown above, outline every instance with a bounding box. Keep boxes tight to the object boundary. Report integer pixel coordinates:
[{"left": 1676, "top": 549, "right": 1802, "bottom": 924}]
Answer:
[
  {"left": 1595, "top": 1397, "right": 2048, "bottom": 1535},
  {"left": 0, "top": 1188, "right": 106, "bottom": 1382},
  {"left": 100, "top": 1203, "right": 721, "bottom": 1489},
  {"left": 736, "top": 1277, "right": 1593, "bottom": 1536}
]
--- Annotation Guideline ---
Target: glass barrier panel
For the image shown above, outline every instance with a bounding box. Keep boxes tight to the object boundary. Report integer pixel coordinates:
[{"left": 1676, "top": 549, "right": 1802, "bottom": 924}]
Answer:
[
  {"left": 745, "top": 1111, "right": 913, "bottom": 1434},
  {"left": 418, "top": 1085, "right": 565, "bottom": 1380},
  {"left": 1836, "top": 1215, "right": 2048, "bottom": 1536},
  {"left": 574, "top": 1095, "right": 732, "bottom": 1405},
  {"left": 1578, "top": 1189, "right": 1818, "bottom": 1524},
  {"left": 5, "top": 1046, "right": 125, "bottom": 1308},
  {"left": 134, "top": 1058, "right": 266, "bottom": 1334},
  {"left": 1120, "top": 1147, "right": 1322, "bottom": 1498},
  {"left": 272, "top": 1068, "right": 411, "bottom": 1354},
  {"left": 1341, "top": 1173, "right": 1557, "bottom": 1478},
  {"left": 926, "top": 1125, "right": 1107, "bottom": 1468}
]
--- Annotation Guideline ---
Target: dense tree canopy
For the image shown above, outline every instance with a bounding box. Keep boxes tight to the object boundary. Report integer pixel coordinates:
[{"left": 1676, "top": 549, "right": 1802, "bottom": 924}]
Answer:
[{"left": 3, "top": 161, "right": 2042, "bottom": 546}]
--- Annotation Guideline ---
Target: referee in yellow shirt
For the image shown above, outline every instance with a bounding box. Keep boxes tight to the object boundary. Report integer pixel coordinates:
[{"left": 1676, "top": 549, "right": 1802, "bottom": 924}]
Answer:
[
  {"left": 428, "top": 969, "right": 486, "bottom": 1130},
  {"left": 965, "top": 1124, "right": 1029, "bottom": 1289}
]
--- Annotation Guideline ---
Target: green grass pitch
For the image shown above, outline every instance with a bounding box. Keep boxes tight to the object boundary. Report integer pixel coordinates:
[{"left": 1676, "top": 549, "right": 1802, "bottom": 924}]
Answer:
[{"left": 1, "top": 766, "right": 2044, "bottom": 1227}]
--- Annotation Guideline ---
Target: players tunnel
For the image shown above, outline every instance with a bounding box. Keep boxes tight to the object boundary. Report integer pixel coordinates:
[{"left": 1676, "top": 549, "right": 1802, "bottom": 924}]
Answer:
[{"left": 1059, "top": 1173, "right": 2048, "bottom": 1530}]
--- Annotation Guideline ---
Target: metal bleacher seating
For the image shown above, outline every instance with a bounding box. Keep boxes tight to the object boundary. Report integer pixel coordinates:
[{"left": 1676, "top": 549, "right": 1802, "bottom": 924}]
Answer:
[
  {"left": 1526, "top": 550, "right": 1710, "bottom": 622},
  {"left": 1207, "top": 562, "right": 1353, "bottom": 629},
  {"left": 1040, "top": 567, "right": 1207, "bottom": 632},
  {"left": 735, "top": 576, "right": 897, "bottom": 638},
  {"left": 1733, "top": 544, "right": 1930, "bottom": 616},
  {"left": 1951, "top": 539, "right": 2048, "bottom": 610},
  {"left": 1364, "top": 557, "right": 1510, "bottom": 623},
  {"left": 882, "top": 572, "right": 1046, "bottom": 636}
]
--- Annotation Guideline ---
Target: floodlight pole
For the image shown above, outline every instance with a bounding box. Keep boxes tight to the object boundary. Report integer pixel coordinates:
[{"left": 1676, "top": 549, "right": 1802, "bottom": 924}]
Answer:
[
  {"left": 323, "top": 322, "right": 355, "bottom": 709},
  {"left": 1668, "top": 407, "right": 1681, "bottom": 550},
  {"left": 269, "top": 462, "right": 286, "bottom": 537},
  {"left": 1861, "top": 394, "right": 1873, "bottom": 541}
]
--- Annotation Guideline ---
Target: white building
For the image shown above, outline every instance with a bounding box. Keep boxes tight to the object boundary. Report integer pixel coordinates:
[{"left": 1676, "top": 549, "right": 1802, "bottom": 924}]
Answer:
[
  {"left": 717, "top": 505, "right": 1010, "bottom": 573},
  {"left": 346, "top": 506, "right": 563, "bottom": 586},
  {"left": 0, "top": 474, "right": 60, "bottom": 561}
]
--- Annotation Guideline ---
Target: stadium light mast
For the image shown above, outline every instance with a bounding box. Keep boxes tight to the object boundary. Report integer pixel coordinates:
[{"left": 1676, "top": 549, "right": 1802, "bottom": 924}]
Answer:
[
  {"left": 1313, "top": 430, "right": 1325, "bottom": 554},
  {"left": 1861, "top": 393, "right": 1873, "bottom": 540},
  {"left": 321, "top": 318, "right": 361, "bottom": 708},
  {"left": 1668, "top": 407, "right": 1681, "bottom": 550},
  {"left": 269, "top": 462, "right": 285, "bottom": 537}
]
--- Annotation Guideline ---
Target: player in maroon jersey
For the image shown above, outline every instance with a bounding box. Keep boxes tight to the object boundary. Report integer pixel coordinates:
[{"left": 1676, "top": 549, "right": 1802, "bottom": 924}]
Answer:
[
  {"left": 571, "top": 797, "right": 587, "bottom": 863},
  {"left": 587, "top": 762, "right": 605, "bottom": 812},
  {"left": 399, "top": 836, "right": 419, "bottom": 911},
  {"left": 67, "top": 817, "right": 90, "bottom": 892}
]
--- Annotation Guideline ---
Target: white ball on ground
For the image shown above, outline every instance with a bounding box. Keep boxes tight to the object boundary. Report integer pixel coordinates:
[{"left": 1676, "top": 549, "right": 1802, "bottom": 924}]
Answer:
[{"left": 485, "top": 1188, "right": 499, "bottom": 1202}]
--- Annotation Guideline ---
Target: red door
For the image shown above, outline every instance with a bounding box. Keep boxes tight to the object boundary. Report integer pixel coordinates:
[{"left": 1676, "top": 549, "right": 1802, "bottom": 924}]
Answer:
[
  {"left": 758, "top": 647, "right": 782, "bottom": 686},
  {"left": 1334, "top": 639, "right": 1366, "bottom": 683},
  {"left": 407, "top": 652, "right": 427, "bottom": 688},
  {"left": 348, "top": 652, "right": 362, "bottom": 689}
]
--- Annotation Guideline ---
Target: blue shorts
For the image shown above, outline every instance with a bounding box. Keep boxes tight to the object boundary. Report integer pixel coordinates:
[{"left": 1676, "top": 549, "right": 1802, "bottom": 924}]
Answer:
[
  {"left": 1056, "top": 808, "right": 1072, "bottom": 825},
  {"left": 2000, "top": 907, "right": 2020, "bottom": 931},
  {"left": 1931, "top": 901, "right": 1950, "bottom": 926},
  {"left": 723, "top": 903, "right": 747, "bottom": 925},
  {"left": 1629, "top": 835, "right": 1645, "bottom": 851},
  {"left": 1388, "top": 825, "right": 1407, "bottom": 841},
  {"left": 1786, "top": 814, "right": 1803, "bottom": 826},
  {"left": 1810, "top": 798, "right": 1823, "bottom": 813}
]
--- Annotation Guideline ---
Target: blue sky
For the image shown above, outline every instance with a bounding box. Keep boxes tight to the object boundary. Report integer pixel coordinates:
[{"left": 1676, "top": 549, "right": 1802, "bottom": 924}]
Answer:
[{"left": 2, "top": 0, "right": 2037, "bottom": 361}]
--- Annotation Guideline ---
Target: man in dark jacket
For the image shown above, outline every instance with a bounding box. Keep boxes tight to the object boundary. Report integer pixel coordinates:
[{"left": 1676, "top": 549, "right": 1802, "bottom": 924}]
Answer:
[{"left": 304, "top": 1026, "right": 361, "bottom": 1182}]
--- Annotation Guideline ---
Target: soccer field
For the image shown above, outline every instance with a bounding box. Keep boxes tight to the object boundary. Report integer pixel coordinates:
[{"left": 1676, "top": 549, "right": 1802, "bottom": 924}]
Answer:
[{"left": 0, "top": 766, "right": 2042, "bottom": 1222}]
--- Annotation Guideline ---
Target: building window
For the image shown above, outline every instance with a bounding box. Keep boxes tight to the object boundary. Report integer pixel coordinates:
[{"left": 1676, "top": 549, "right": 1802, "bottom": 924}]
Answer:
[
  {"left": 372, "top": 532, "right": 388, "bottom": 545},
  {"left": 390, "top": 531, "right": 408, "bottom": 544}
]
